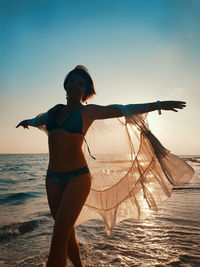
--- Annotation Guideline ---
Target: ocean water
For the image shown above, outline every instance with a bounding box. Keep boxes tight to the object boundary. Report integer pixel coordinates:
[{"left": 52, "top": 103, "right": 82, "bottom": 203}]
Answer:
[{"left": 0, "top": 154, "right": 200, "bottom": 267}]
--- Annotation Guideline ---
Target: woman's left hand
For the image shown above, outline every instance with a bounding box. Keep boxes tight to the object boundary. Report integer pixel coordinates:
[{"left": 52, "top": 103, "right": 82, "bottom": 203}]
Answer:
[
  {"left": 161, "top": 101, "right": 186, "bottom": 112},
  {"left": 16, "top": 120, "right": 29, "bottom": 129}
]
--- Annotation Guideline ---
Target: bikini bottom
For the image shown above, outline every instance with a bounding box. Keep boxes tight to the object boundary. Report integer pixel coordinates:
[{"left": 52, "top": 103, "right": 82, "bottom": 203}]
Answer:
[{"left": 46, "top": 166, "right": 89, "bottom": 189}]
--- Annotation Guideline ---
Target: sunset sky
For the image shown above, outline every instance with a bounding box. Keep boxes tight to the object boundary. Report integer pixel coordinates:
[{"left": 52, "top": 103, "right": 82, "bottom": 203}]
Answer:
[{"left": 0, "top": 0, "right": 200, "bottom": 154}]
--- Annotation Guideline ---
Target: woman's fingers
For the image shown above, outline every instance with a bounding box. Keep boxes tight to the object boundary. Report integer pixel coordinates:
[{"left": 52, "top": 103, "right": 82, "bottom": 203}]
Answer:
[
  {"left": 162, "top": 101, "right": 186, "bottom": 111},
  {"left": 16, "top": 122, "right": 23, "bottom": 128},
  {"left": 175, "top": 101, "right": 186, "bottom": 110},
  {"left": 177, "top": 101, "right": 186, "bottom": 108},
  {"left": 16, "top": 120, "right": 29, "bottom": 129}
]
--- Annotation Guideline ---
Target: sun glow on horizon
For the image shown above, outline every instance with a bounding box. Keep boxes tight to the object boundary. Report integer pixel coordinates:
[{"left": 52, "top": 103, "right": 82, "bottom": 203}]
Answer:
[{"left": 0, "top": 0, "right": 199, "bottom": 154}]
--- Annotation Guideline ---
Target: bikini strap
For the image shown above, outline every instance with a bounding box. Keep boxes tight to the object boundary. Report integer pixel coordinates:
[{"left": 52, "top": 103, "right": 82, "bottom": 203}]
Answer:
[{"left": 84, "top": 138, "right": 96, "bottom": 160}]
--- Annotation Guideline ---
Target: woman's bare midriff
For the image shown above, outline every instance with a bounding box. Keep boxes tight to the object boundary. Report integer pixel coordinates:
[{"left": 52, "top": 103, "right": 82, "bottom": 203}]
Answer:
[{"left": 47, "top": 129, "right": 88, "bottom": 172}]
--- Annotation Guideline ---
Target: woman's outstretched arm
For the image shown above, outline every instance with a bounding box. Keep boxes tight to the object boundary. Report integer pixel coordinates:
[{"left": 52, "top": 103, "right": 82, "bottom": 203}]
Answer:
[
  {"left": 85, "top": 101, "right": 186, "bottom": 120},
  {"left": 16, "top": 104, "right": 63, "bottom": 129},
  {"left": 16, "top": 112, "right": 49, "bottom": 129}
]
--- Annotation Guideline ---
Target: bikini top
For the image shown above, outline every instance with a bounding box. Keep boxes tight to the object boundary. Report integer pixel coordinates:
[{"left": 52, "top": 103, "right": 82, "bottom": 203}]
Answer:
[{"left": 46, "top": 104, "right": 83, "bottom": 134}]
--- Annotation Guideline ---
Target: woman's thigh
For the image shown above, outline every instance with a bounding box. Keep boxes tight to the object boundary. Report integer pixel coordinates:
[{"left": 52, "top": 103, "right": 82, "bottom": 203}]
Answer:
[
  {"left": 46, "top": 178, "right": 64, "bottom": 219},
  {"left": 52, "top": 173, "right": 91, "bottom": 239}
]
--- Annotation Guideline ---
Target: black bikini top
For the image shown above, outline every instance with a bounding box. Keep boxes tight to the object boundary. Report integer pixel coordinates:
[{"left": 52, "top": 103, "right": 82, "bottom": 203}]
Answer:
[
  {"left": 46, "top": 104, "right": 83, "bottom": 134},
  {"left": 46, "top": 104, "right": 96, "bottom": 159}
]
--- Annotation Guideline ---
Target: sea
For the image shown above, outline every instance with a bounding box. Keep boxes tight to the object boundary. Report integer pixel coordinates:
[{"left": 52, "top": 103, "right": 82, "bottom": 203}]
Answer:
[{"left": 0, "top": 154, "right": 199, "bottom": 267}]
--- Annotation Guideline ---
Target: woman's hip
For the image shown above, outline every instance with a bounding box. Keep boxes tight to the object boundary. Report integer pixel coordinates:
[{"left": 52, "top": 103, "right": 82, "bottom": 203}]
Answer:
[{"left": 46, "top": 166, "right": 90, "bottom": 189}]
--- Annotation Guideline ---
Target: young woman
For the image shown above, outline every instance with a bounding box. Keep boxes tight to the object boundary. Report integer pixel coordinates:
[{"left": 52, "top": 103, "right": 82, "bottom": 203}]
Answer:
[{"left": 16, "top": 65, "right": 188, "bottom": 267}]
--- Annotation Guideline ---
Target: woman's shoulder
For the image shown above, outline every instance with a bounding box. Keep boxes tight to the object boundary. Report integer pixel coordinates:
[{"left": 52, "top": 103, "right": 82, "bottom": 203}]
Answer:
[
  {"left": 48, "top": 104, "right": 65, "bottom": 114},
  {"left": 83, "top": 104, "right": 102, "bottom": 111},
  {"left": 82, "top": 104, "right": 122, "bottom": 120},
  {"left": 82, "top": 104, "right": 100, "bottom": 114}
]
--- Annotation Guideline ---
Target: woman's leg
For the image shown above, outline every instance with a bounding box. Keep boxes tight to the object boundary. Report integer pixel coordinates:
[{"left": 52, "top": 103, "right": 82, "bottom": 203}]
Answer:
[
  {"left": 68, "top": 226, "right": 83, "bottom": 267},
  {"left": 46, "top": 178, "right": 84, "bottom": 266},
  {"left": 46, "top": 173, "right": 91, "bottom": 267}
]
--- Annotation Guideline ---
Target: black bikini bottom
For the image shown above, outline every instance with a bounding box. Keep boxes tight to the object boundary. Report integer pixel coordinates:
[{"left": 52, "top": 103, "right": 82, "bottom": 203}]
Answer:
[{"left": 46, "top": 166, "right": 89, "bottom": 189}]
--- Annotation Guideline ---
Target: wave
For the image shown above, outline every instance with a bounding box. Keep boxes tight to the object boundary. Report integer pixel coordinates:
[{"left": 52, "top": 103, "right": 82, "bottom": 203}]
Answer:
[
  {"left": 159, "top": 217, "right": 200, "bottom": 228},
  {"left": 182, "top": 157, "right": 200, "bottom": 163},
  {"left": 99, "top": 157, "right": 200, "bottom": 165},
  {"left": 0, "top": 178, "right": 17, "bottom": 185},
  {"left": 173, "top": 187, "right": 200, "bottom": 191},
  {"left": 0, "top": 219, "right": 40, "bottom": 241},
  {"left": 0, "top": 191, "right": 41, "bottom": 205}
]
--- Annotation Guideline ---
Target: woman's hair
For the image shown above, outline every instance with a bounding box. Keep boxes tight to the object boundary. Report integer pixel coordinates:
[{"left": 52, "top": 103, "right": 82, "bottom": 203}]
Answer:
[{"left": 63, "top": 65, "right": 96, "bottom": 102}]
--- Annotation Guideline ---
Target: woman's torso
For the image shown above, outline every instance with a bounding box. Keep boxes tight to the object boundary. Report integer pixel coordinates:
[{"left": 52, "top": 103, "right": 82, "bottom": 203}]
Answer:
[{"left": 46, "top": 104, "right": 92, "bottom": 172}]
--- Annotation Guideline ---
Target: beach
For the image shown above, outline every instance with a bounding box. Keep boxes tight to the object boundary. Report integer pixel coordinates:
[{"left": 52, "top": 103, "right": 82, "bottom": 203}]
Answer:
[{"left": 0, "top": 153, "right": 199, "bottom": 266}]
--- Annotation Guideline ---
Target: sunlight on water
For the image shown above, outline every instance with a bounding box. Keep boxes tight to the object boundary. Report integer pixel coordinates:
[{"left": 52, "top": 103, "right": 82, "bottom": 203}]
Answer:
[{"left": 0, "top": 154, "right": 199, "bottom": 266}]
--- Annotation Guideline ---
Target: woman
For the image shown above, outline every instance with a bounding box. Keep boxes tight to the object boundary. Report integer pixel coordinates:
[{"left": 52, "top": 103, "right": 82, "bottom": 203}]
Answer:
[{"left": 16, "top": 65, "right": 187, "bottom": 267}]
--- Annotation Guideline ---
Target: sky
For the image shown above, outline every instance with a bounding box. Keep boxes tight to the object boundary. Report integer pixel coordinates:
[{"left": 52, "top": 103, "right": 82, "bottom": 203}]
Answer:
[{"left": 0, "top": 0, "right": 200, "bottom": 154}]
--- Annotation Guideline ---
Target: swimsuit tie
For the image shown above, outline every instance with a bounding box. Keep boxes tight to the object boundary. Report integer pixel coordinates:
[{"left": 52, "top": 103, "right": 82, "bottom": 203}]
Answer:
[{"left": 84, "top": 138, "right": 96, "bottom": 160}]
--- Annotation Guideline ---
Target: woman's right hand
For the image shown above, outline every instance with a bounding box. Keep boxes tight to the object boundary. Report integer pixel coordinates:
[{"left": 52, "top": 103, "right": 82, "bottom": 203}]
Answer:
[
  {"left": 16, "top": 120, "right": 29, "bottom": 129},
  {"left": 161, "top": 101, "right": 186, "bottom": 112}
]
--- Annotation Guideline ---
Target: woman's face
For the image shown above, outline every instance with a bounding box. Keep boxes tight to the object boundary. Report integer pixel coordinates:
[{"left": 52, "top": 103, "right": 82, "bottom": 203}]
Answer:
[{"left": 65, "top": 73, "right": 87, "bottom": 102}]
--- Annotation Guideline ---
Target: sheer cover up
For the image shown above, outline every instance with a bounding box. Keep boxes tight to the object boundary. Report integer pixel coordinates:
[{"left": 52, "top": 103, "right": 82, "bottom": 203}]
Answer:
[{"left": 30, "top": 106, "right": 194, "bottom": 235}]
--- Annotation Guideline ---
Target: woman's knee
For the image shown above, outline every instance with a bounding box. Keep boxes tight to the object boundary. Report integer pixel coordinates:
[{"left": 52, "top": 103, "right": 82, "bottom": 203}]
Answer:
[
  {"left": 52, "top": 224, "right": 73, "bottom": 245},
  {"left": 69, "top": 227, "right": 76, "bottom": 243}
]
